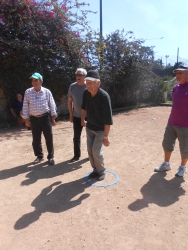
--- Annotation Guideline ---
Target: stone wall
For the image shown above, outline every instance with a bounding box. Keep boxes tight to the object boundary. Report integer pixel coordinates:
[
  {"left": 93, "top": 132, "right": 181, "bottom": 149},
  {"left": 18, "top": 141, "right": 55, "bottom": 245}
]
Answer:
[
  {"left": 56, "top": 95, "right": 69, "bottom": 116},
  {"left": 0, "top": 89, "right": 9, "bottom": 122}
]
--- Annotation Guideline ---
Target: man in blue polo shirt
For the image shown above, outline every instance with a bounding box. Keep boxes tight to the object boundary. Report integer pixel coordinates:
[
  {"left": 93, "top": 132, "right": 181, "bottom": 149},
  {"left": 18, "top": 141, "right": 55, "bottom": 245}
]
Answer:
[
  {"left": 10, "top": 94, "right": 25, "bottom": 127},
  {"left": 155, "top": 65, "right": 188, "bottom": 177}
]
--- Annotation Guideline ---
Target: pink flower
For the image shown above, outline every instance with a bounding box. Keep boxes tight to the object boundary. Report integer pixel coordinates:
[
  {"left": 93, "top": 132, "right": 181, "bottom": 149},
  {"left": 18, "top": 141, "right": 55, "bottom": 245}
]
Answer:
[
  {"left": 31, "top": 1, "right": 38, "bottom": 6},
  {"left": 64, "top": 16, "right": 68, "bottom": 21},
  {"left": 75, "top": 32, "right": 80, "bottom": 37},
  {"left": 60, "top": 38, "right": 64, "bottom": 44},
  {"left": 61, "top": 4, "right": 68, "bottom": 11},
  {"left": 45, "top": 2, "right": 51, "bottom": 7},
  {"left": 49, "top": 12, "right": 54, "bottom": 18}
]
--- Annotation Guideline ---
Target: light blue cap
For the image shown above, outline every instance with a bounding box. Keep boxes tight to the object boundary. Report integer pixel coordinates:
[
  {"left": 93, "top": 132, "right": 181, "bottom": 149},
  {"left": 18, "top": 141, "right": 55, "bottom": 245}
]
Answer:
[{"left": 29, "top": 72, "right": 43, "bottom": 80}]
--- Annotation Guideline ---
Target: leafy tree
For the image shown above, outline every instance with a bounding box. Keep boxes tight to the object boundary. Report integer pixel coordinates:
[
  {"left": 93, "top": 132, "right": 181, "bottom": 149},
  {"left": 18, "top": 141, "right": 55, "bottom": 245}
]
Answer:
[
  {"left": 152, "top": 58, "right": 164, "bottom": 69},
  {"left": 94, "top": 30, "right": 161, "bottom": 107},
  {"left": 0, "top": 1, "right": 161, "bottom": 114},
  {"left": 0, "top": 0, "right": 93, "bottom": 99}
]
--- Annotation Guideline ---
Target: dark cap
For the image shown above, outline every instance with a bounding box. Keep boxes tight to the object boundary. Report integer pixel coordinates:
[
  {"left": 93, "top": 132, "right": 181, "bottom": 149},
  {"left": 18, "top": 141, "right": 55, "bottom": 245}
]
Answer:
[
  {"left": 173, "top": 65, "right": 188, "bottom": 73},
  {"left": 85, "top": 70, "right": 100, "bottom": 81}
]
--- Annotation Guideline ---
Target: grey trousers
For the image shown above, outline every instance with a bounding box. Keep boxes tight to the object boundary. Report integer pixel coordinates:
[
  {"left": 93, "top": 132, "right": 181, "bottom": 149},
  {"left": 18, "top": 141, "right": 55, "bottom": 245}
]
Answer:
[
  {"left": 86, "top": 128, "right": 105, "bottom": 173},
  {"left": 162, "top": 124, "right": 188, "bottom": 158}
]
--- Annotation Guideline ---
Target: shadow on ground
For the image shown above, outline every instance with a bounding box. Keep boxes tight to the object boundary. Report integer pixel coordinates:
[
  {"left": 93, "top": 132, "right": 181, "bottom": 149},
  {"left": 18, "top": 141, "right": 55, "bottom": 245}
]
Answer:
[
  {"left": 128, "top": 172, "right": 185, "bottom": 211},
  {"left": 0, "top": 127, "right": 32, "bottom": 140},
  {"left": 14, "top": 177, "right": 93, "bottom": 230},
  {"left": 0, "top": 158, "right": 89, "bottom": 185}
]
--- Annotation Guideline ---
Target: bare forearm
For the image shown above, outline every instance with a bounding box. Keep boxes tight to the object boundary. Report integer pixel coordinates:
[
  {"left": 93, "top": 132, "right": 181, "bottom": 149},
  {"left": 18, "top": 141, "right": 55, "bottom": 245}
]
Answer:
[
  {"left": 68, "top": 105, "right": 73, "bottom": 115},
  {"left": 103, "top": 125, "right": 111, "bottom": 147},
  {"left": 68, "top": 99, "right": 73, "bottom": 115},
  {"left": 104, "top": 125, "right": 110, "bottom": 136},
  {"left": 81, "top": 109, "right": 86, "bottom": 120},
  {"left": 51, "top": 115, "right": 57, "bottom": 120},
  {"left": 68, "top": 98, "right": 73, "bottom": 123}
]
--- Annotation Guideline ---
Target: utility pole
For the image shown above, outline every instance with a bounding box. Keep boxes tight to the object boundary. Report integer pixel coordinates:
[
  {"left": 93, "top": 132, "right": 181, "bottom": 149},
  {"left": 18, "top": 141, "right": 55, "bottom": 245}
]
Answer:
[
  {"left": 165, "top": 55, "right": 169, "bottom": 67},
  {"left": 177, "top": 47, "right": 179, "bottom": 64},
  {"left": 99, "top": 0, "right": 103, "bottom": 70},
  {"left": 100, "top": 0, "right": 102, "bottom": 39}
]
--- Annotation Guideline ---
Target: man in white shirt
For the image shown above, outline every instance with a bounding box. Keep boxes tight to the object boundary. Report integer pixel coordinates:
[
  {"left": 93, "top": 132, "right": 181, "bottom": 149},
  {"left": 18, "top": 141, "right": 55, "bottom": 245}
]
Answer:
[{"left": 22, "top": 72, "right": 57, "bottom": 165}]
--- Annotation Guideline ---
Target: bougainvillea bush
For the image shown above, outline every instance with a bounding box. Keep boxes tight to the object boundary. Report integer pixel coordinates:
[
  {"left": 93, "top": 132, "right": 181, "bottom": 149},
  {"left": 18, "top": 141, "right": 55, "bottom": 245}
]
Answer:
[
  {"left": 0, "top": 0, "right": 160, "bottom": 110},
  {"left": 0, "top": 0, "right": 93, "bottom": 98}
]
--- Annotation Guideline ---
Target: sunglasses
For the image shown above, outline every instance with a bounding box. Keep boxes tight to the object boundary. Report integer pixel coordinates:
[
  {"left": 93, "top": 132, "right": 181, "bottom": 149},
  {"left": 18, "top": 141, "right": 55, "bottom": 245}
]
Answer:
[{"left": 75, "top": 74, "right": 84, "bottom": 77}]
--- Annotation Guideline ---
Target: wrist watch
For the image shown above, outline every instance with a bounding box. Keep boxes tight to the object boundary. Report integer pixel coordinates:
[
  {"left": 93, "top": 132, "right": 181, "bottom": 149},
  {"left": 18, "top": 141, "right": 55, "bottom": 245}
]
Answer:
[{"left": 103, "top": 135, "right": 108, "bottom": 139}]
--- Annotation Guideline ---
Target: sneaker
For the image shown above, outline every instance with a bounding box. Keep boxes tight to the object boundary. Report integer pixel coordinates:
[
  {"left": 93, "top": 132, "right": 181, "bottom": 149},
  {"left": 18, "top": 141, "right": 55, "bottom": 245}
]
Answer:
[
  {"left": 88, "top": 171, "right": 99, "bottom": 179},
  {"left": 70, "top": 156, "right": 79, "bottom": 163},
  {"left": 48, "top": 158, "right": 55, "bottom": 165},
  {"left": 175, "top": 166, "right": 187, "bottom": 177},
  {"left": 154, "top": 162, "right": 171, "bottom": 172},
  {"left": 98, "top": 172, "right": 106, "bottom": 181},
  {"left": 33, "top": 157, "right": 44, "bottom": 164}
]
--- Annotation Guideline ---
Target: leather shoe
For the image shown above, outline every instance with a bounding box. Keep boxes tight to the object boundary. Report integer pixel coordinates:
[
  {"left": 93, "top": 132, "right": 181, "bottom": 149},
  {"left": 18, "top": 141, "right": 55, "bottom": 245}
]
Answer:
[
  {"left": 98, "top": 172, "right": 106, "bottom": 181},
  {"left": 48, "top": 158, "right": 55, "bottom": 165},
  {"left": 33, "top": 157, "right": 44, "bottom": 164},
  {"left": 88, "top": 171, "right": 99, "bottom": 179},
  {"left": 70, "top": 156, "right": 79, "bottom": 162}
]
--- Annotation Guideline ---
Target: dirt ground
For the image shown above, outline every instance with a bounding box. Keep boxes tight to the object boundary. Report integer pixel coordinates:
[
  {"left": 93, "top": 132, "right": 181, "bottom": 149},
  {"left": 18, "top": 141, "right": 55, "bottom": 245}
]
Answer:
[{"left": 1, "top": 106, "right": 188, "bottom": 250}]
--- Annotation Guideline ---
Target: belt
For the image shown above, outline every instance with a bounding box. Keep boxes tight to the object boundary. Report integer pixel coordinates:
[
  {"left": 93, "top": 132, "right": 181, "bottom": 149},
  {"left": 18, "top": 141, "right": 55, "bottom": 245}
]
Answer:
[{"left": 31, "top": 112, "right": 49, "bottom": 118}]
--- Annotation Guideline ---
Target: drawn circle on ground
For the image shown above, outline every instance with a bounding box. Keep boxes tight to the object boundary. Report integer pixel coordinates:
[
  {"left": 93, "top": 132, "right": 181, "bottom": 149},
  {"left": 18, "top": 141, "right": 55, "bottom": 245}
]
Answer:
[{"left": 84, "top": 170, "right": 119, "bottom": 187}]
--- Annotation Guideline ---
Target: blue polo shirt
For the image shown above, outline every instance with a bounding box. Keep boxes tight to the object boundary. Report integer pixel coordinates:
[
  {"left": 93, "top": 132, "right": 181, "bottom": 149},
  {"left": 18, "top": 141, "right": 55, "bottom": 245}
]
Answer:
[{"left": 11, "top": 100, "right": 23, "bottom": 116}]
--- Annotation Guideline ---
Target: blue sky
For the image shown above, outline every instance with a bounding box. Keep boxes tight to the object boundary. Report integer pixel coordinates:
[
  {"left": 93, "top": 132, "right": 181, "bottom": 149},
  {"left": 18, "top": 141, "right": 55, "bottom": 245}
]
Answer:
[{"left": 81, "top": 0, "right": 188, "bottom": 66}]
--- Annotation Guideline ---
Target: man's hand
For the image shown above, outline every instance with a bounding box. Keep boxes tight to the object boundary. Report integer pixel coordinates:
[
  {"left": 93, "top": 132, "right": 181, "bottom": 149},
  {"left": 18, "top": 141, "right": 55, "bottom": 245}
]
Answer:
[
  {"left": 81, "top": 120, "right": 86, "bottom": 127},
  {"left": 25, "top": 119, "right": 31, "bottom": 127},
  {"left": 103, "top": 138, "right": 110, "bottom": 147},
  {"left": 81, "top": 109, "right": 86, "bottom": 127},
  {"left": 51, "top": 115, "right": 57, "bottom": 126},
  {"left": 51, "top": 119, "right": 57, "bottom": 126}
]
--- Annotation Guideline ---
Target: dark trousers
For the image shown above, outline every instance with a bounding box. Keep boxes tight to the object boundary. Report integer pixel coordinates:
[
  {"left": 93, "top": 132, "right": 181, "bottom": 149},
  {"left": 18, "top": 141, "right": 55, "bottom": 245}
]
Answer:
[
  {"left": 73, "top": 116, "right": 83, "bottom": 158},
  {"left": 30, "top": 114, "right": 54, "bottom": 159}
]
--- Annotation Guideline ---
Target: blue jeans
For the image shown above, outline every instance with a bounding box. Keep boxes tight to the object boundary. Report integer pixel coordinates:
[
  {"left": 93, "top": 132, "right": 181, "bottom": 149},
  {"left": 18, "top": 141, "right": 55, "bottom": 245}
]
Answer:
[{"left": 86, "top": 128, "right": 105, "bottom": 173}]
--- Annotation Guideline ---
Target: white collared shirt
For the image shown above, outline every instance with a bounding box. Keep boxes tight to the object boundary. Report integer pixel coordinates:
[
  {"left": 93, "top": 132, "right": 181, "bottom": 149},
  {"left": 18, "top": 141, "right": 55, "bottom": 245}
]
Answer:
[{"left": 22, "top": 87, "right": 57, "bottom": 119}]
